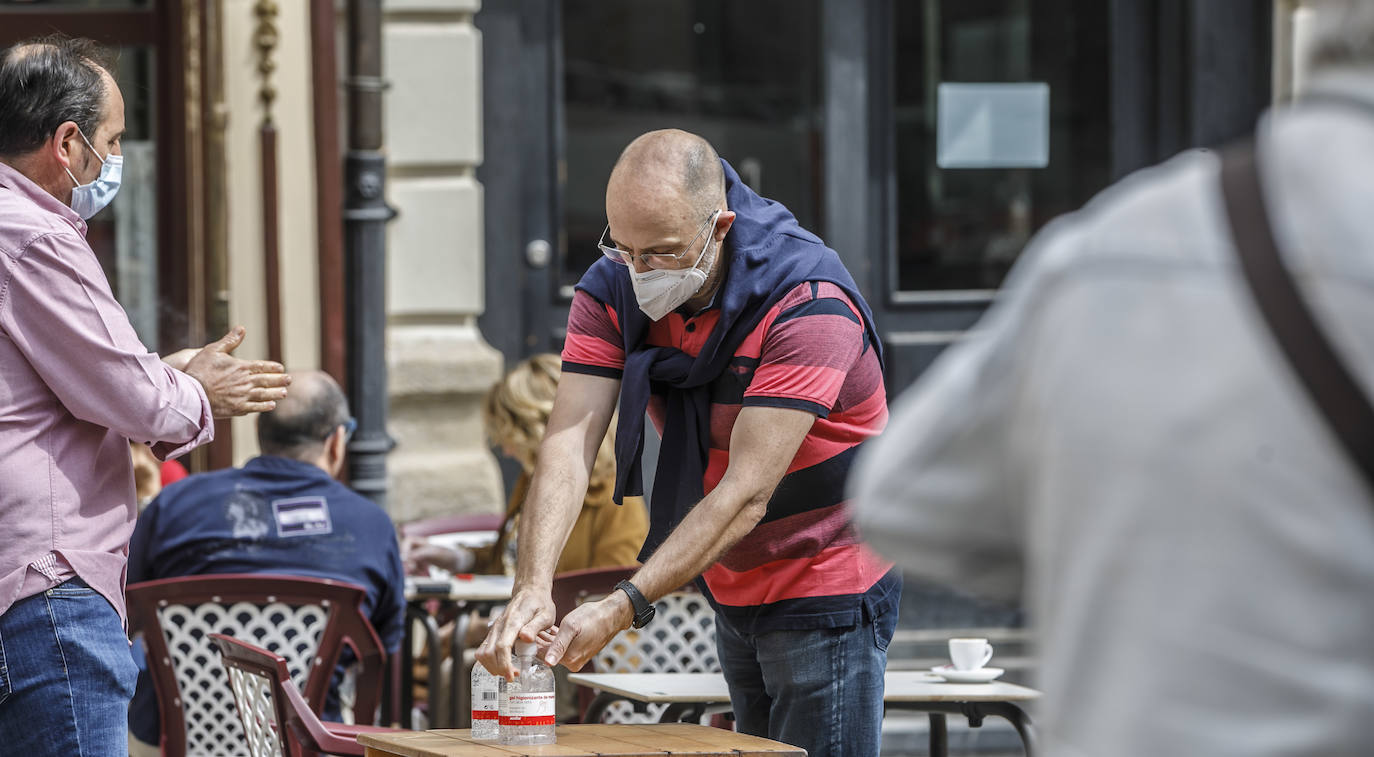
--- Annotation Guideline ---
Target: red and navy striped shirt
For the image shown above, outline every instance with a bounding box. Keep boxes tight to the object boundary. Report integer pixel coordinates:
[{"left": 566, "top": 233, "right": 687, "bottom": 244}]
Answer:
[{"left": 563, "top": 281, "right": 899, "bottom": 632}]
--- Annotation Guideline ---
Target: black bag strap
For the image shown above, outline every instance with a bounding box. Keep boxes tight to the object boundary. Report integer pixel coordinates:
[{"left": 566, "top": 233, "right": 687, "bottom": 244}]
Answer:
[{"left": 1219, "top": 141, "right": 1374, "bottom": 495}]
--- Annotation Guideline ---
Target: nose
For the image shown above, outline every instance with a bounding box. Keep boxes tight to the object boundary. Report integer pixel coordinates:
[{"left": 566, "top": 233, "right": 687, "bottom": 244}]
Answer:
[{"left": 630, "top": 256, "right": 655, "bottom": 275}]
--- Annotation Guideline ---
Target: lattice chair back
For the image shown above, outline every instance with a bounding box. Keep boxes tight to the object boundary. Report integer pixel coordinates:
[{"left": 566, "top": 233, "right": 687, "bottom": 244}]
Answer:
[
  {"left": 551, "top": 566, "right": 719, "bottom": 724},
  {"left": 594, "top": 591, "right": 719, "bottom": 723},
  {"left": 127, "top": 574, "right": 386, "bottom": 757},
  {"left": 213, "top": 634, "right": 402, "bottom": 757},
  {"left": 212, "top": 635, "right": 292, "bottom": 757}
]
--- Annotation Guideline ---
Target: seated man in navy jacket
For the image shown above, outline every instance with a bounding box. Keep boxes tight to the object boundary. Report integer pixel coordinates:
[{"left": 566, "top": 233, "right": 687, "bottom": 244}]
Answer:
[{"left": 126, "top": 370, "right": 405, "bottom": 751}]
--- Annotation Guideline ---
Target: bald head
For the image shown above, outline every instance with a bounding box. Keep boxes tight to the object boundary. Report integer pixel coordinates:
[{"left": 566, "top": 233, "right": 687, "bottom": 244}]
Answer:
[
  {"left": 607, "top": 129, "right": 725, "bottom": 228},
  {"left": 256, "top": 371, "right": 350, "bottom": 460}
]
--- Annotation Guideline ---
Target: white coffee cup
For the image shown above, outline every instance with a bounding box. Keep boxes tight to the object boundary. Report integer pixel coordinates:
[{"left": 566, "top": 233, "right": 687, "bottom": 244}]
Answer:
[{"left": 949, "top": 638, "right": 994, "bottom": 671}]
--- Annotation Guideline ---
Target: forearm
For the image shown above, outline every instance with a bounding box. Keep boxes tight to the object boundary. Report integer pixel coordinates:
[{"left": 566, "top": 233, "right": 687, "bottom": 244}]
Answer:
[
  {"left": 630, "top": 476, "right": 769, "bottom": 604},
  {"left": 543, "top": 406, "right": 811, "bottom": 671},
  {"left": 513, "top": 455, "right": 593, "bottom": 591}
]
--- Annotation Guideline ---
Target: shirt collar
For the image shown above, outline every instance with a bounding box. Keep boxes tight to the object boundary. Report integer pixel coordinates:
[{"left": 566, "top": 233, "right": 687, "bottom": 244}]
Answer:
[
  {"left": 0, "top": 160, "right": 87, "bottom": 236},
  {"left": 243, "top": 455, "right": 335, "bottom": 483}
]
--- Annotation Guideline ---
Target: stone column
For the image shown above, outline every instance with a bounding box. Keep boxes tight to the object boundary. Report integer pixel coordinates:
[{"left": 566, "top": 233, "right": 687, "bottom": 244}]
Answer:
[{"left": 383, "top": 0, "right": 503, "bottom": 522}]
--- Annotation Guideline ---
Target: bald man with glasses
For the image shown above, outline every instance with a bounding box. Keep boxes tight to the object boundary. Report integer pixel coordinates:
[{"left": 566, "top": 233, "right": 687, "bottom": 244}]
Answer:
[{"left": 479, "top": 129, "right": 899, "bottom": 757}]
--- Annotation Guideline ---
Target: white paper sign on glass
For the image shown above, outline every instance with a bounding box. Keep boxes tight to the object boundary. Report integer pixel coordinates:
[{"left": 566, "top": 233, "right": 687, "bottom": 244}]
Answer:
[{"left": 936, "top": 82, "right": 1050, "bottom": 169}]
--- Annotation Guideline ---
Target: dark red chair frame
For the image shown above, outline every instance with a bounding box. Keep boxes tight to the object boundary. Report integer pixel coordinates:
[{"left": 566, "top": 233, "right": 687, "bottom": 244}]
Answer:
[
  {"left": 127, "top": 574, "right": 387, "bottom": 756},
  {"left": 550, "top": 565, "right": 638, "bottom": 624},
  {"left": 211, "top": 633, "right": 400, "bottom": 757}
]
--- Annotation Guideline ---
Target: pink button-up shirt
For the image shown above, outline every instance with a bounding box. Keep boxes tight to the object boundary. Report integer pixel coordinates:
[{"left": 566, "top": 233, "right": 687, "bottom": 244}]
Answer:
[{"left": 0, "top": 161, "right": 213, "bottom": 624}]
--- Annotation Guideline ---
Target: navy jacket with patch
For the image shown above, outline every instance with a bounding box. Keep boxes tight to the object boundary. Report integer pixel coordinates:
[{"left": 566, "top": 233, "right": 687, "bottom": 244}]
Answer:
[{"left": 127, "top": 455, "right": 404, "bottom": 743}]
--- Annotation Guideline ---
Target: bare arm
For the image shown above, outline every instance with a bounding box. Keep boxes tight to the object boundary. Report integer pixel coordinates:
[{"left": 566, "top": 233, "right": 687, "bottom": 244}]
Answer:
[
  {"left": 475, "top": 370, "right": 621, "bottom": 678},
  {"left": 545, "top": 405, "right": 815, "bottom": 671}
]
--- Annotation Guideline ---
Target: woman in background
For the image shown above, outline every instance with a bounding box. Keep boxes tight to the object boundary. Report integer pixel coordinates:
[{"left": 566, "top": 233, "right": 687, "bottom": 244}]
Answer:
[{"left": 406, "top": 353, "right": 648, "bottom": 576}]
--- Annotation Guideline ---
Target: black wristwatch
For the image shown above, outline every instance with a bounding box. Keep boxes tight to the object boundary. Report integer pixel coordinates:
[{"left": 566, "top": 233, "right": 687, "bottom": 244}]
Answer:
[{"left": 614, "top": 579, "right": 656, "bottom": 629}]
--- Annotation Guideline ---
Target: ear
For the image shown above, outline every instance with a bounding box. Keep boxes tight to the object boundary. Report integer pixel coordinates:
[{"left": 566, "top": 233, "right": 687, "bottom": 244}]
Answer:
[
  {"left": 326, "top": 426, "right": 348, "bottom": 476},
  {"left": 50, "top": 121, "right": 83, "bottom": 171},
  {"left": 714, "top": 210, "right": 736, "bottom": 242}
]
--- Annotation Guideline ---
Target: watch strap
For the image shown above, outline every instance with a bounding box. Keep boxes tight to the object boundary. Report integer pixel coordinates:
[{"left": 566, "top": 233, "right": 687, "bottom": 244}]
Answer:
[{"left": 614, "top": 579, "right": 653, "bottom": 628}]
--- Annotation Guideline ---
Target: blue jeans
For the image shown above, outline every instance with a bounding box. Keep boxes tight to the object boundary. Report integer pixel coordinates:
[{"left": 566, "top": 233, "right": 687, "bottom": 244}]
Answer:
[
  {"left": 0, "top": 578, "right": 138, "bottom": 756},
  {"left": 716, "top": 610, "right": 896, "bottom": 757}
]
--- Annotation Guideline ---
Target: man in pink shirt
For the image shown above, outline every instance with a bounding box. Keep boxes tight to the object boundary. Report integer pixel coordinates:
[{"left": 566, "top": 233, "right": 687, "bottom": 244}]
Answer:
[{"left": 0, "top": 36, "right": 291, "bottom": 756}]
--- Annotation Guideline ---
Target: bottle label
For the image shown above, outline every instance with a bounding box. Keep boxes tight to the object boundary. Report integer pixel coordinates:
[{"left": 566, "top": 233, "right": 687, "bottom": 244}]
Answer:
[
  {"left": 473, "top": 687, "right": 499, "bottom": 719},
  {"left": 499, "top": 691, "right": 556, "bottom": 726}
]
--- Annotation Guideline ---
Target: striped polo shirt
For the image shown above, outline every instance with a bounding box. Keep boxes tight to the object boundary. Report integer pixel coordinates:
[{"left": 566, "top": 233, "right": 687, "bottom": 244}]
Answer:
[{"left": 563, "top": 280, "right": 899, "bottom": 633}]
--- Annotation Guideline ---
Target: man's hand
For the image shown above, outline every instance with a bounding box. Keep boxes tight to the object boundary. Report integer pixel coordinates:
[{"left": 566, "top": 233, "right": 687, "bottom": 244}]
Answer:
[
  {"left": 183, "top": 327, "right": 291, "bottom": 418},
  {"left": 543, "top": 591, "right": 633, "bottom": 672},
  {"left": 475, "top": 588, "right": 557, "bottom": 680}
]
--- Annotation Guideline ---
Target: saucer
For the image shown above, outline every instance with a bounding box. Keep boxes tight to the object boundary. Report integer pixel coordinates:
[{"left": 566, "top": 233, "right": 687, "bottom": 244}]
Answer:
[{"left": 931, "top": 664, "right": 1004, "bottom": 683}]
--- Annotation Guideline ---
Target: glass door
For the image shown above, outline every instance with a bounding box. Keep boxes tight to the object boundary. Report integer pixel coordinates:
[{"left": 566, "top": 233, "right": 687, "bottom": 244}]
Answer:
[
  {"left": 480, "top": 0, "right": 825, "bottom": 365},
  {"left": 873, "top": 0, "right": 1113, "bottom": 392},
  {"left": 478, "top": 0, "right": 1270, "bottom": 398},
  {"left": 559, "top": 0, "right": 824, "bottom": 294},
  {"left": 893, "top": 0, "right": 1110, "bottom": 294}
]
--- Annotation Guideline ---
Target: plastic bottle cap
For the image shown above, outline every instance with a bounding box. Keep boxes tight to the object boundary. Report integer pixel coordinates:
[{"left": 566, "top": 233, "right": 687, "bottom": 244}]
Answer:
[{"left": 513, "top": 640, "right": 537, "bottom": 656}]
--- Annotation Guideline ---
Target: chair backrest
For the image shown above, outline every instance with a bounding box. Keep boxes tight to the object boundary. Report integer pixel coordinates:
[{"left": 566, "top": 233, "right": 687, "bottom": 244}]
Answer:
[
  {"left": 127, "top": 574, "right": 386, "bottom": 756},
  {"left": 210, "top": 635, "right": 294, "bottom": 757},
  {"left": 550, "top": 565, "right": 637, "bottom": 622},
  {"left": 551, "top": 566, "right": 718, "bottom": 724},
  {"left": 213, "top": 634, "right": 388, "bottom": 757}
]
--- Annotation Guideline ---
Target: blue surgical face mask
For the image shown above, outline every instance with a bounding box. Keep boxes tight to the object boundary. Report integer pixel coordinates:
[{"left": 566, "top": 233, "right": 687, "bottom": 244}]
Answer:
[{"left": 64, "top": 129, "right": 122, "bottom": 220}]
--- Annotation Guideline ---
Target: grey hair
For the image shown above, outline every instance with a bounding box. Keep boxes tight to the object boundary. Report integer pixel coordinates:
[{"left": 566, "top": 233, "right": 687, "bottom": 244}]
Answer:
[
  {"left": 1305, "top": 0, "right": 1374, "bottom": 69},
  {"left": 682, "top": 139, "right": 725, "bottom": 219},
  {"left": 256, "top": 371, "right": 350, "bottom": 460}
]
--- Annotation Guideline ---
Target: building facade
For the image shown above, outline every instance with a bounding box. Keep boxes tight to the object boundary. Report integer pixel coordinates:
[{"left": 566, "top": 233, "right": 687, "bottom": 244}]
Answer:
[{"left": 1, "top": 0, "right": 1325, "bottom": 521}]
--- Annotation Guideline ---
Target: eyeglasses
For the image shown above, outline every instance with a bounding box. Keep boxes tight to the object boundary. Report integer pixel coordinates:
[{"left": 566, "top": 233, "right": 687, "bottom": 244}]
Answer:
[
  {"left": 334, "top": 417, "right": 357, "bottom": 443},
  {"left": 598, "top": 211, "right": 719, "bottom": 269}
]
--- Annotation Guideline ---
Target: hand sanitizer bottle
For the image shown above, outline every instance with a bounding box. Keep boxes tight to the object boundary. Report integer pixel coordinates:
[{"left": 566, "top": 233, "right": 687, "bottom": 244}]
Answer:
[
  {"left": 498, "top": 640, "right": 556, "bottom": 745},
  {"left": 470, "top": 661, "right": 500, "bottom": 739}
]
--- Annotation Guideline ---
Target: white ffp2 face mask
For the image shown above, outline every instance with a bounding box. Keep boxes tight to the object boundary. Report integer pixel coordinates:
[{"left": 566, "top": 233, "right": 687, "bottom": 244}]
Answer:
[
  {"left": 629, "top": 223, "right": 719, "bottom": 321},
  {"left": 64, "top": 129, "right": 122, "bottom": 220}
]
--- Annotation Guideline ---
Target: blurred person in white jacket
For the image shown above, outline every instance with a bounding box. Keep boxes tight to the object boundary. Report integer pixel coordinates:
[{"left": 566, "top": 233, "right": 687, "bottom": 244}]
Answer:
[{"left": 850, "top": 2, "right": 1374, "bottom": 755}]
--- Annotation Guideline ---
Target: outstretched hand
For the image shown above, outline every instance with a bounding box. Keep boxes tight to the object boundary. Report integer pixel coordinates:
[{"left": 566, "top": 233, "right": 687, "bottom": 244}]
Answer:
[{"left": 183, "top": 327, "right": 291, "bottom": 418}]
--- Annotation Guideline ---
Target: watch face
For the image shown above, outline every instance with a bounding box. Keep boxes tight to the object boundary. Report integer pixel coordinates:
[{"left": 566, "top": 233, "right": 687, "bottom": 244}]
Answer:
[{"left": 635, "top": 605, "right": 656, "bottom": 628}]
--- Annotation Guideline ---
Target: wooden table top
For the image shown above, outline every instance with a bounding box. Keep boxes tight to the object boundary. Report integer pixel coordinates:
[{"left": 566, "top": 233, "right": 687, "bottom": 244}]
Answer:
[
  {"left": 567, "top": 671, "right": 1042, "bottom": 704},
  {"left": 357, "top": 723, "right": 805, "bottom": 756}
]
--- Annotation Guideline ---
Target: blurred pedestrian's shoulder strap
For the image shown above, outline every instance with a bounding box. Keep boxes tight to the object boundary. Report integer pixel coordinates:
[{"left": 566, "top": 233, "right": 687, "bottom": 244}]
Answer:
[{"left": 1219, "top": 140, "right": 1374, "bottom": 498}]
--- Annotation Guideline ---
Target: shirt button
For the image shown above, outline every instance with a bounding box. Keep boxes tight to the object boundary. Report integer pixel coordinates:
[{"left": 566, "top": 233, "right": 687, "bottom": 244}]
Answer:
[{"left": 685, "top": 322, "right": 696, "bottom": 333}]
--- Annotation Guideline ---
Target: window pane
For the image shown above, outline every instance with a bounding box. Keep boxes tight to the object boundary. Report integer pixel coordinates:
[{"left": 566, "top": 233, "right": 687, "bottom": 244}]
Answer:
[
  {"left": 894, "top": 0, "right": 1110, "bottom": 291},
  {"left": 86, "top": 45, "right": 160, "bottom": 349},
  {"left": 560, "top": 0, "right": 822, "bottom": 290}
]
